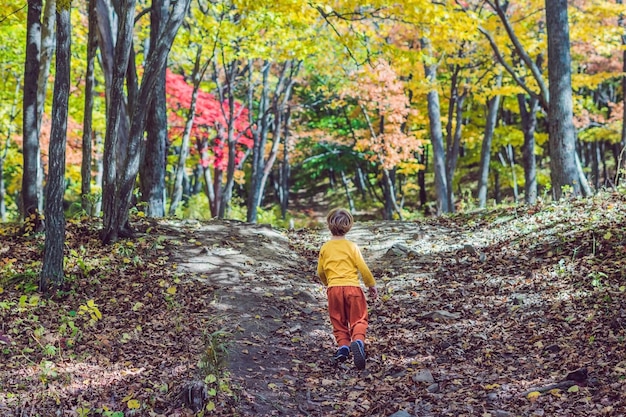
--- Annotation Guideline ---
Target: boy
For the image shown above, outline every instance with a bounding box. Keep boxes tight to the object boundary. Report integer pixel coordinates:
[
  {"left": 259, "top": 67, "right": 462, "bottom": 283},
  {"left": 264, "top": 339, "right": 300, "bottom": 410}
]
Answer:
[{"left": 317, "top": 208, "right": 378, "bottom": 370}]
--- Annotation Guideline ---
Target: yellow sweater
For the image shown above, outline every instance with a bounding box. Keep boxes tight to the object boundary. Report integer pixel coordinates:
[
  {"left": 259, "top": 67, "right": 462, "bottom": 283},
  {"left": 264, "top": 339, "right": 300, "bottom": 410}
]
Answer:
[{"left": 317, "top": 238, "right": 376, "bottom": 288}]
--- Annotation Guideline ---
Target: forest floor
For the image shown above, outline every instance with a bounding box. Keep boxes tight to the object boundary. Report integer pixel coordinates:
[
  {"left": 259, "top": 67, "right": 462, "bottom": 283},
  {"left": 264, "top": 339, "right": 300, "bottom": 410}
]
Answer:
[{"left": 1, "top": 192, "right": 626, "bottom": 417}]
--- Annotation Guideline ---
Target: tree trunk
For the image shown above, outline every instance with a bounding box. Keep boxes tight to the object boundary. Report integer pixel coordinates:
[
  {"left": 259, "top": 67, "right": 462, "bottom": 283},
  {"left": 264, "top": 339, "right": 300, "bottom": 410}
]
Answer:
[
  {"left": 37, "top": 0, "right": 55, "bottom": 135},
  {"left": 213, "top": 59, "right": 246, "bottom": 219},
  {"left": 256, "top": 61, "right": 300, "bottom": 217},
  {"left": 95, "top": 0, "right": 131, "bottom": 178},
  {"left": 477, "top": 72, "right": 502, "bottom": 208},
  {"left": 445, "top": 85, "right": 467, "bottom": 212},
  {"left": 247, "top": 61, "right": 271, "bottom": 223},
  {"left": 340, "top": 170, "right": 355, "bottom": 213},
  {"left": 36, "top": 0, "right": 56, "bottom": 215},
  {"left": 545, "top": 0, "right": 582, "bottom": 200},
  {"left": 170, "top": 46, "right": 208, "bottom": 215},
  {"left": 615, "top": 0, "right": 626, "bottom": 187},
  {"left": 354, "top": 166, "right": 368, "bottom": 201},
  {"left": 101, "top": 0, "right": 190, "bottom": 244},
  {"left": 81, "top": 0, "right": 97, "bottom": 215},
  {"left": 421, "top": 38, "right": 450, "bottom": 214},
  {"left": 381, "top": 168, "right": 403, "bottom": 220},
  {"left": 140, "top": 0, "right": 170, "bottom": 218},
  {"left": 279, "top": 106, "right": 292, "bottom": 219},
  {"left": 40, "top": 6, "right": 70, "bottom": 292},
  {"left": 506, "top": 144, "right": 519, "bottom": 202},
  {"left": 22, "top": 0, "right": 44, "bottom": 232},
  {"left": 100, "top": 0, "right": 136, "bottom": 244},
  {"left": 518, "top": 93, "right": 539, "bottom": 204}
]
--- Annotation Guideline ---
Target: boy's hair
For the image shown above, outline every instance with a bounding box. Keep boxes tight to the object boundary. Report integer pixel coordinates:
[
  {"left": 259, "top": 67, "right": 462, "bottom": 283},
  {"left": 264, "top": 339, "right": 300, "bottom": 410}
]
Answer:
[{"left": 326, "top": 208, "right": 354, "bottom": 236}]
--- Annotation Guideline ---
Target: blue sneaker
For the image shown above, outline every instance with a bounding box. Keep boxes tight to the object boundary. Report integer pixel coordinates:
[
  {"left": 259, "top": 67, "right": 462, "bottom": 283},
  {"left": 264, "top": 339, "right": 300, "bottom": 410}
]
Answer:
[
  {"left": 332, "top": 346, "right": 350, "bottom": 366},
  {"left": 350, "top": 340, "right": 366, "bottom": 370}
]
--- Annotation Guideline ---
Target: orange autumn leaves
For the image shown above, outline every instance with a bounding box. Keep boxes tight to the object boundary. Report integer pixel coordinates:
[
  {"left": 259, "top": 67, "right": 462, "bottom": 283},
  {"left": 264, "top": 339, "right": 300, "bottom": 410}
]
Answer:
[{"left": 342, "top": 59, "right": 423, "bottom": 171}]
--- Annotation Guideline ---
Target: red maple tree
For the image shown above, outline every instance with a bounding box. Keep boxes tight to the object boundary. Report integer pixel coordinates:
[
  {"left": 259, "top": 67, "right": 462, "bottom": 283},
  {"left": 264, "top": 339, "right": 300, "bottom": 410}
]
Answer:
[{"left": 165, "top": 70, "right": 252, "bottom": 170}]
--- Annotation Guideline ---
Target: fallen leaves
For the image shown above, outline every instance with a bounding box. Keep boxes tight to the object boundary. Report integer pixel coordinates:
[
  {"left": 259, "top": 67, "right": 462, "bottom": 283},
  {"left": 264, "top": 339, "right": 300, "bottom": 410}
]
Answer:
[{"left": 2, "top": 194, "right": 626, "bottom": 415}]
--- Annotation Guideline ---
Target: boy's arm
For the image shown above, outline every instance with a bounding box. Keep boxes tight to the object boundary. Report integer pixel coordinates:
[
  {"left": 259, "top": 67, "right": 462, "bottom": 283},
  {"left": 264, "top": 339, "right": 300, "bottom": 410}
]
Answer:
[
  {"left": 317, "top": 252, "right": 328, "bottom": 286},
  {"left": 354, "top": 246, "right": 376, "bottom": 288}
]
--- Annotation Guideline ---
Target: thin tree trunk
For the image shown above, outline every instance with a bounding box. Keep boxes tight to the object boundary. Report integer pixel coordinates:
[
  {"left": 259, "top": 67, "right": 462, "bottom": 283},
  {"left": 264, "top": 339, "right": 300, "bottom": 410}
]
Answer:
[
  {"left": 340, "top": 170, "right": 355, "bottom": 213},
  {"left": 418, "top": 146, "right": 428, "bottom": 210},
  {"left": 545, "top": 0, "right": 584, "bottom": 199},
  {"left": 36, "top": 0, "right": 55, "bottom": 135},
  {"left": 445, "top": 86, "right": 467, "bottom": 212},
  {"left": 421, "top": 38, "right": 449, "bottom": 214},
  {"left": 35, "top": 0, "right": 56, "bottom": 214},
  {"left": 40, "top": 5, "right": 70, "bottom": 292},
  {"left": 22, "top": 0, "right": 44, "bottom": 231},
  {"left": 170, "top": 46, "right": 208, "bottom": 215},
  {"left": 94, "top": 133, "right": 103, "bottom": 215},
  {"left": 82, "top": 0, "right": 97, "bottom": 215},
  {"left": 615, "top": 0, "right": 626, "bottom": 187},
  {"left": 247, "top": 61, "right": 271, "bottom": 223},
  {"left": 477, "top": 72, "right": 502, "bottom": 208},
  {"left": 507, "top": 144, "right": 519, "bottom": 202},
  {"left": 279, "top": 107, "right": 292, "bottom": 219},
  {"left": 518, "top": 93, "right": 539, "bottom": 204},
  {"left": 256, "top": 61, "right": 300, "bottom": 216},
  {"left": 140, "top": 0, "right": 170, "bottom": 218},
  {"left": 95, "top": 0, "right": 131, "bottom": 178}
]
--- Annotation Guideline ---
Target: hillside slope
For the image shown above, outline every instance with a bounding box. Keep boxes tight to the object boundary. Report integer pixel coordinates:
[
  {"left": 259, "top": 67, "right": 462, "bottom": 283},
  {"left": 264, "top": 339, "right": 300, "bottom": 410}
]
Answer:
[{"left": 1, "top": 193, "right": 625, "bottom": 416}]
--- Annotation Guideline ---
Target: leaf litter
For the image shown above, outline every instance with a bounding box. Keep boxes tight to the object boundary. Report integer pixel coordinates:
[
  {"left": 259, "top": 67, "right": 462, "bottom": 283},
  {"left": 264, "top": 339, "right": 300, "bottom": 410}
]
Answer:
[{"left": 0, "top": 192, "right": 626, "bottom": 416}]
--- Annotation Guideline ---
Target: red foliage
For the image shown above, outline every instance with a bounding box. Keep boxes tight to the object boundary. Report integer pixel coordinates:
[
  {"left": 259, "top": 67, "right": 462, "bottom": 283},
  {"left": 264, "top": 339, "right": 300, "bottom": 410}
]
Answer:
[{"left": 165, "top": 70, "right": 252, "bottom": 170}]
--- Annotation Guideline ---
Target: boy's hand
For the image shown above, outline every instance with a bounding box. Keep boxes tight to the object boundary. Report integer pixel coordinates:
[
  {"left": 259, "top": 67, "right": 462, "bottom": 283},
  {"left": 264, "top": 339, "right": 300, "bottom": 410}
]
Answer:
[{"left": 368, "top": 286, "right": 378, "bottom": 300}]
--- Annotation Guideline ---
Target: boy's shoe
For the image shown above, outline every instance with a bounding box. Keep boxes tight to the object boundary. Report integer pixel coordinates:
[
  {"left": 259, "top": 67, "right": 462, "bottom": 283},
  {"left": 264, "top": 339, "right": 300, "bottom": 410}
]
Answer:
[
  {"left": 350, "top": 340, "right": 366, "bottom": 370},
  {"left": 332, "top": 346, "right": 350, "bottom": 366}
]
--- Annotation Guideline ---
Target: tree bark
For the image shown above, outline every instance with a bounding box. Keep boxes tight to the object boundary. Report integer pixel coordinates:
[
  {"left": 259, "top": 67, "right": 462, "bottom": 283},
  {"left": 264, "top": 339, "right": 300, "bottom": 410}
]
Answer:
[
  {"left": 101, "top": 0, "right": 190, "bottom": 244},
  {"left": 247, "top": 60, "right": 271, "bottom": 223},
  {"left": 257, "top": 61, "right": 300, "bottom": 216},
  {"left": 82, "top": 0, "right": 97, "bottom": 215},
  {"left": 545, "top": 0, "right": 582, "bottom": 199},
  {"left": 421, "top": 38, "right": 450, "bottom": 214},
  {"left": 615, "top": 0, "right": 626, "bottom": 187},
  {"left": 37, "top": 0, "right": 55, "bottom": 135},
  {"left": 100, "top": 0, "right": 136, "bottom": 244},
  {"left": 477, "top": 72, "right": 502, "bottom": 208},
  {"left": 445, "top": 78, "right": 467, "bottom": 212},
  {"left": 22, "top": 0, "right": 44, "bottom": 232},
  {"left": 170, "top": 46, "right": 208, "bottom": 216},
  {"left": 40, "top": 6, "right": 71, "bottom": 292},
  {"left": 518, "top": 93, "right": 539, "bottom": 204},
  {"left": 140, "top": 0, "right": 170, "bottom": 218},
  {"left": 95, "top": 0, "right": 131, "bottom": 177},
  {"left": 279, "top": 106, "right": 293, "bottom": 219}
]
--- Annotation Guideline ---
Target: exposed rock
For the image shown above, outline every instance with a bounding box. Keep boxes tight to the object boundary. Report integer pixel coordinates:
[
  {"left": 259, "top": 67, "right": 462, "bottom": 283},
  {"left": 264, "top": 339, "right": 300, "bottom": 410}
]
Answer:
[{"left": 412, "top": 369, "right": 435, "bottom": 384}]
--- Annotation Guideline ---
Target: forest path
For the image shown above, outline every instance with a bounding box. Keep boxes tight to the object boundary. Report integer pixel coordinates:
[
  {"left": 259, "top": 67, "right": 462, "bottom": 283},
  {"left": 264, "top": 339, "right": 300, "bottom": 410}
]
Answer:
[
  {"left": 165, "top": 217, "right": 482, "bottom": 416},
  {"left": 167, "top": 198, "right": 626, "bottom": 416},
  {"left": 1, "top": 196, "right": 626, "bottom": 416}
]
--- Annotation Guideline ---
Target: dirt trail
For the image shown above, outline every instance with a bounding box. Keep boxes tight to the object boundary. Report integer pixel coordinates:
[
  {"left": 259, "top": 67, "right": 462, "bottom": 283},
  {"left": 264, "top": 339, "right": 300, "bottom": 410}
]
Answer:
[
  {"left": 169, "top": 220, "right": 329, "bottom": 415},
  {"left": 168, "top": 218, "right": 458, "bottom": 415},
  {"left": 166, "top": 201, "right": 626, "bottom": 416}
]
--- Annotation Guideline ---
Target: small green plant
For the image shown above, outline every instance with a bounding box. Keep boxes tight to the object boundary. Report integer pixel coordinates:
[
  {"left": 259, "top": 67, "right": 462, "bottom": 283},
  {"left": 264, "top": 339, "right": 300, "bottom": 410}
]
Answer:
[
  {"left": 588, "top": 271, "right": 607, "bottom": 289},
  {"left": 199, "top": 329, "right": 231, "bottom": 377},
  {"left": 66, "top": 246, "right": 95, "bottom": 278},
  {"left": 38, "top": 360, "right": 58, "bottom": 384},
  {"left": 78, "top": 299, "right": 102, "bottom": 326}
]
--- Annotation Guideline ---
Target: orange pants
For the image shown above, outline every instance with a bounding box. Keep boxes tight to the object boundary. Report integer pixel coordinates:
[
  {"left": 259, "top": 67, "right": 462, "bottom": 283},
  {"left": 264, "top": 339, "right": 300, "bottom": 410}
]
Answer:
[{"left": 327, "top": 286, "right": 369, "bottom": 347}]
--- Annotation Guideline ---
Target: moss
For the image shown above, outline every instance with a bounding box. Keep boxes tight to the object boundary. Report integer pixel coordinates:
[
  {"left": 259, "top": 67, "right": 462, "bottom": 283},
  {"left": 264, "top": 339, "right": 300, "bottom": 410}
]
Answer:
[{"left": 56, "top": 0, "right": 71, "bottom": 12}]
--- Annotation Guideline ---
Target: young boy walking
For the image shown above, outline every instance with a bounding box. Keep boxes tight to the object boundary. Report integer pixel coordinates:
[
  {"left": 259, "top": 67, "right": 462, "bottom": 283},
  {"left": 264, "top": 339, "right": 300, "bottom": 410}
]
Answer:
[{"left": 317, "top": 208, "right": 378, "bottom": 370}]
